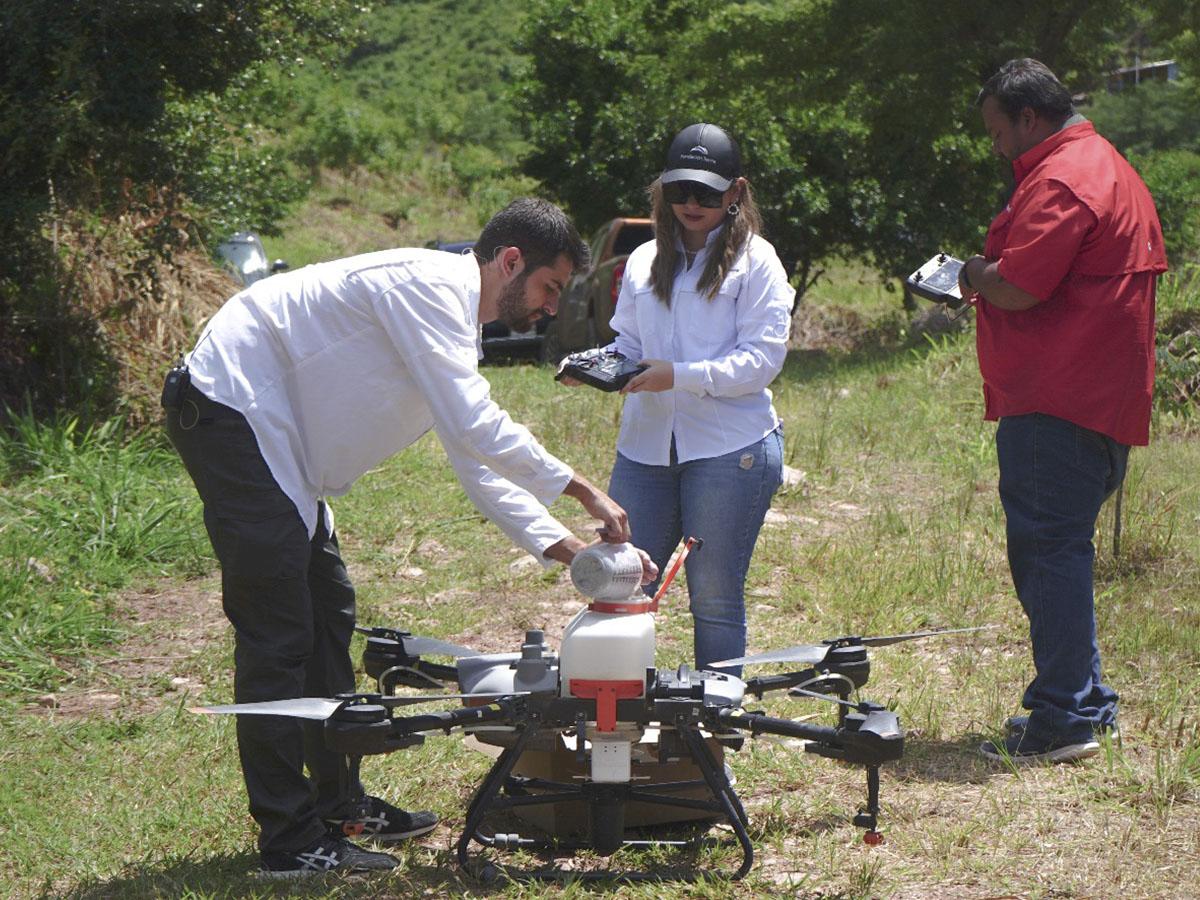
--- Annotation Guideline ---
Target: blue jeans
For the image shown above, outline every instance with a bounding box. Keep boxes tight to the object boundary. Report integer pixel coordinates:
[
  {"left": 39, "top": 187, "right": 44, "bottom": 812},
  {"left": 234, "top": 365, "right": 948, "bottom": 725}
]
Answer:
[
  {"left": 996, "top": 413, "right": 1127, "bottom": 744},
  {"left": 608, "top": 428, "right": 784, "bottom": 674}
]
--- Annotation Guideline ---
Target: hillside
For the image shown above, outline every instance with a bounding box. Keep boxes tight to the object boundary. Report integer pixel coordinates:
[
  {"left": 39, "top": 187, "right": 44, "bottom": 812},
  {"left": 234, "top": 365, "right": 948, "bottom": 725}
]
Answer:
[{"left": 261, "top": 0, "right": 531, "bottom": 266}]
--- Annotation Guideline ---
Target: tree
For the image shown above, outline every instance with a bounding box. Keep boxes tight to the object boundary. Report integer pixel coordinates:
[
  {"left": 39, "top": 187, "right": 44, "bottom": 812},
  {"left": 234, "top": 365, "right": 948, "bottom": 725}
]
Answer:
[
  {"left": 516, "top": 0, "right": 1195, "bottom": 300},
  {"left": 0, "top": 0, "right": 364, "bottom": 416}
]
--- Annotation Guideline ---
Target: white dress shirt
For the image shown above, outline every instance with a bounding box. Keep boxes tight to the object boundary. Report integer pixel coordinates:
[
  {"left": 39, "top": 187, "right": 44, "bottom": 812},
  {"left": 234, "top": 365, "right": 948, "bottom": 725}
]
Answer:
[
  {"left": 185, "top": 248, "right": 573, "bottom": 563},
  {"left": 608, "top": 229, "right": 794, "bottom": 465}
]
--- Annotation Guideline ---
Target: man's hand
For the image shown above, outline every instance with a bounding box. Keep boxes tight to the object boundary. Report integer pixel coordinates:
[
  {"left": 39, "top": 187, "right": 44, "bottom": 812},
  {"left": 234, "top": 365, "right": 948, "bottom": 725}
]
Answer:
[
  {"left": 562, "top": 474, "right": 631, "bottom": 542},
  {"left": 543, "top": 534, "right": 588, "bottom": 565},
  {"left": 621, "top": 359, "right": 673, "bottom": 394}
]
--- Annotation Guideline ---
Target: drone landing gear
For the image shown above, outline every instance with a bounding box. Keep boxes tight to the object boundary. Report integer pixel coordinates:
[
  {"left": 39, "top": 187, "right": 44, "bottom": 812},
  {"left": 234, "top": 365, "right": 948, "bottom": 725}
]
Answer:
[
  {"left": 855, "top": 765, "right": 884, "bottom": 845},
  {"left": 456, "top": 722, "right": 755, "bottom": 882}
]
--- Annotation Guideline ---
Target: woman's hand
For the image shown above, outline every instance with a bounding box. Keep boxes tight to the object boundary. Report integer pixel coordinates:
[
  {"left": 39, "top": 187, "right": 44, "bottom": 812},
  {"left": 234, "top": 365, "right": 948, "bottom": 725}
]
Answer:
[
  {"left": 633, "top": 546, "right": 659, "bottom": 585},
  {"left": 621, "top": 359, "right": 674, "bottom": 394}
]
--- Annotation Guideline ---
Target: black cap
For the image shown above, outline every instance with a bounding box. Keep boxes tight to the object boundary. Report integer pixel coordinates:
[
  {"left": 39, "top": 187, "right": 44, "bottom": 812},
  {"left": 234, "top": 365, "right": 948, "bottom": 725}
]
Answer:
[{"left": 661, "top": 123, "right": 741, "bottom": 192}]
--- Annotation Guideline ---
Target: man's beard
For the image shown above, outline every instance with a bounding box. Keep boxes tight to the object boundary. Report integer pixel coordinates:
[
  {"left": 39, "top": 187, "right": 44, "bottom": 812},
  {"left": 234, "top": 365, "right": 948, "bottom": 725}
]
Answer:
[{"left": 495, "top": 270, "right": 535, "bottom": 331}]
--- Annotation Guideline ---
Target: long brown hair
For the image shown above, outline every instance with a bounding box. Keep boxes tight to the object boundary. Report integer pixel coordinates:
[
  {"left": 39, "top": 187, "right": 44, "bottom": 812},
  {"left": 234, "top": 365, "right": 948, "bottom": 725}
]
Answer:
[{"left": 647, "top": 178, "right": 763, "bottom": 304}]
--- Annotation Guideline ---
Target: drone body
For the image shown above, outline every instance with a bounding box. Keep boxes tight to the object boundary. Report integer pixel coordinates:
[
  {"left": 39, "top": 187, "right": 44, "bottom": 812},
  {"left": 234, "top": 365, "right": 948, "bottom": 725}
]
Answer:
[{"left": 195, "top": 542, "right": 987, "bottom": 881}]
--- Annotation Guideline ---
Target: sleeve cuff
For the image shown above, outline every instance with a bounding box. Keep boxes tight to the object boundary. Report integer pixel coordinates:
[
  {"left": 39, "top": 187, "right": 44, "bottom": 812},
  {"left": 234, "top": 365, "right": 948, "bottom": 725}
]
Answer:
[
  {"left": 673, "top": 361, "right": 708, "bottom": 395},
  {"left": 530, "top": 523, "right": 574, "bottom": 569}
]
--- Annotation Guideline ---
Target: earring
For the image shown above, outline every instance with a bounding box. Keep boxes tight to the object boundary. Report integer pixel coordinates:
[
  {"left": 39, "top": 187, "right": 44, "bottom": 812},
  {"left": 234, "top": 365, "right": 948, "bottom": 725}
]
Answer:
[{"left": 726, "top": 202, "right": 741, "bottom": 217}]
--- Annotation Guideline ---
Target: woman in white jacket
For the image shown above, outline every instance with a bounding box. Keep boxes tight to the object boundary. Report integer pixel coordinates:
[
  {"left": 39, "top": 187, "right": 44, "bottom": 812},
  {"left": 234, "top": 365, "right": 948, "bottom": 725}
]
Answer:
[{"left": 604, "top": 123, "right": 794, "bottom": 673}]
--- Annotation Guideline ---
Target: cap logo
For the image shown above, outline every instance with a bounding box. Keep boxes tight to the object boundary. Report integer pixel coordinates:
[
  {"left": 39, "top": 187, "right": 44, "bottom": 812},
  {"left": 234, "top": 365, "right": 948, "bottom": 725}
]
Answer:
[{"left": 690, "top": 144, "right": 708, "bottom": 155}]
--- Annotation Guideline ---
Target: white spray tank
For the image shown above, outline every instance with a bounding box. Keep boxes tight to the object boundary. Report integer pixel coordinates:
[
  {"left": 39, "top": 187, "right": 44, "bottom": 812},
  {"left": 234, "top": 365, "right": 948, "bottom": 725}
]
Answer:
[
  {"left": 560, "top": 543, "right": 656, "bottom": 694},
  {"left": 560, "top": 542, "right": 655, "bottom": 783},
  {"left": 559, "top": 539, "right": 701, "bottom": 783}
]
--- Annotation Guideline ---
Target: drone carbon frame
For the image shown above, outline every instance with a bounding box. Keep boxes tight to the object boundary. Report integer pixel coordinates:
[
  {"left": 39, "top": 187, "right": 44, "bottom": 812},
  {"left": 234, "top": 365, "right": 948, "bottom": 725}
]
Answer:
[{"left": 314, "top": 662, "right": 902, "bottom": 884}]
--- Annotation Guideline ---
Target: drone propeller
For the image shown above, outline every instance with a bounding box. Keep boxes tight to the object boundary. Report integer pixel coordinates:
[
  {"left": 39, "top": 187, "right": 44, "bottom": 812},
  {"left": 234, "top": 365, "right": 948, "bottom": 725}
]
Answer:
[
  {"left": 353, "top": 626, "right": 478, "bottom": 658},
  {"left": 851, "top": 624, "right": 999, "bottom": 647},
  {"left": 191, "top": 692, "right": 520, "bottom": 720},
  {"left": 710, "top": 643, "right": 830, "bottom": 668},
  {"left": 711, "top": 625, "right": 999, "bottom": 669}
]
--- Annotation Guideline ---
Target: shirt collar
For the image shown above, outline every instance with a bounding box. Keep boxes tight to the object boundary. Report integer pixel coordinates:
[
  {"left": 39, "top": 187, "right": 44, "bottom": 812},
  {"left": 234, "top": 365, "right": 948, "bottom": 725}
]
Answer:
[
  {"left": 1012, "top": 117, "right": 1094, "bottom": 185},
  {"left": 456, "top": 251, "right": 484, "bottom": 358},
  {"left": 673, "top": 222, "right": 727, "bottom": 255}
]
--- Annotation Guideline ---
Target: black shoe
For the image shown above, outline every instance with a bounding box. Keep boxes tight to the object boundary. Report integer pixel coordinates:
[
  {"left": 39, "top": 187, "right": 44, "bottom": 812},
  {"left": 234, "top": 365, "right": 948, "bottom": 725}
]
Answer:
[
  {"left": 325, "top": 796, "right": 439, "bottom": 844},
  {"left": 980, "top": 730, "right": 1100, "bottom": 766},
  {"left": 1005, "top": 715, "right": 1120, "bottom": 742},
  {"left": 259, "top": 834, "right": 398, "bottom": 879}
]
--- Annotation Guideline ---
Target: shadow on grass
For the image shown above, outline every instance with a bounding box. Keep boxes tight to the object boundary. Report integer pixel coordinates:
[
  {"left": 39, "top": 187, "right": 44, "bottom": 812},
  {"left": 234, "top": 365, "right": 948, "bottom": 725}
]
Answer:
[
  {"left": 53, "top": 847, "right": 486, "bottom": 900},
  {"left": 888, "top": 734, "right": 995, "bottom": 784}
]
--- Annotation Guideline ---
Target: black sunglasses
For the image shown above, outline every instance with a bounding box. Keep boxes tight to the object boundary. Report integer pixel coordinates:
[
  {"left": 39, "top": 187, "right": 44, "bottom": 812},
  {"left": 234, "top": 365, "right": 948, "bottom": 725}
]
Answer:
[{"left": 662, "top": 180, "right": 726, "bottom": 208}]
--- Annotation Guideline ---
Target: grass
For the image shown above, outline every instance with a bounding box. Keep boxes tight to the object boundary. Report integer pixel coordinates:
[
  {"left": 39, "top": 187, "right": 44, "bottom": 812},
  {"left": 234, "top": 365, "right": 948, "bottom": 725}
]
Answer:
[
  {"left": 1, "top": 275, "right": 1198, "bottom": 897},
  {"left": 0, "top": 412, "right": 209, "bottom": 697}
]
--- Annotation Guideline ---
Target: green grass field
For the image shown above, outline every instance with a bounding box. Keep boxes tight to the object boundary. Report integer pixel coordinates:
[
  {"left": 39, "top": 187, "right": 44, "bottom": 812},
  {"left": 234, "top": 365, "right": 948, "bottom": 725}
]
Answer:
[{"left": 1, "top": 272, "right": 1197, "bottom": 897}]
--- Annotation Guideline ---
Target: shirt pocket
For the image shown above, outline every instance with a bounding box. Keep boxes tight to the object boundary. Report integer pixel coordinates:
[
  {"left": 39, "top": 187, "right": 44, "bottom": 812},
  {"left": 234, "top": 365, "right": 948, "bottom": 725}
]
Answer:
[
  {"left": 984, "top": 206, "right": 1014, "bottom": 259},
  {"left": 680, "top": 282, "right": 740, "bottom": 359},
  {"left": 631, "top": 287, "right": 662, "bottom": 347}
]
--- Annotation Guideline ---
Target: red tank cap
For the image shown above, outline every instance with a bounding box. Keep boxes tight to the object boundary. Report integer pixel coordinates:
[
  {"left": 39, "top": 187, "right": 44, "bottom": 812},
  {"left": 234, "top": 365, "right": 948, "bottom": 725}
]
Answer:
[{"left": 588, "top": 599, "right": 653, "bottom": 615}]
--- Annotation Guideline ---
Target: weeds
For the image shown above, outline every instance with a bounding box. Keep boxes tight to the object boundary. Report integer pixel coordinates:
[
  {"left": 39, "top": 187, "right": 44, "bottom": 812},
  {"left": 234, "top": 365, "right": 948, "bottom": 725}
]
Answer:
[{"left": 0, "top": 411, "right": 206, "bottom": 697}]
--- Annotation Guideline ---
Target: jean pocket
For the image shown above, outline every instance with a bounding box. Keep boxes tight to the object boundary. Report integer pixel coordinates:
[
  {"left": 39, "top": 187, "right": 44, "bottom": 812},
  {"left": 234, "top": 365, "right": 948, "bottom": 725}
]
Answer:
[{"left": 1072, "top": 424, "right": 1111, "bottom": 471}]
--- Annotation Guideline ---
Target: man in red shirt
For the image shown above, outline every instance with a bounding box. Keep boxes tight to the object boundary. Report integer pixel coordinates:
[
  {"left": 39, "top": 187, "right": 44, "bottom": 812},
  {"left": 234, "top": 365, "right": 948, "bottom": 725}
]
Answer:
[{"left": 958, "top": 58, "right": 1167, "bottom": 765}]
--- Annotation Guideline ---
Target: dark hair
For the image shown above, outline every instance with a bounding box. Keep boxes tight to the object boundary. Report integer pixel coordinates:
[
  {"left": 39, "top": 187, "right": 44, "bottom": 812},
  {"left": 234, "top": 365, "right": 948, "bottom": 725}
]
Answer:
[
  {"left": 977, "top": 58, "right": 1074, "bottom": 125},
  {"left": 648, "top": 178, "right": 763, "bottom": 304},
  {"left": 474, "top": 198, "right": 589, "bottom": 274}
]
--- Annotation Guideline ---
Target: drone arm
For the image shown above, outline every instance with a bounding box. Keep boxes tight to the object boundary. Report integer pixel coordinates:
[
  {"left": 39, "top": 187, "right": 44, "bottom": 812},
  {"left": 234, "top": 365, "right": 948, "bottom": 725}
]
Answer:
[
  {"left": 391, "top": 703, "right": 510, "bottom": 736},
  {"left": 741, "top": 670, "right": 820, "bottom": 699},
  {"left": 717, "top": 707, "right": 903, "bottom": 767},
  {"left": 717, "top": 708, "right": 838, "bottom": 743}
]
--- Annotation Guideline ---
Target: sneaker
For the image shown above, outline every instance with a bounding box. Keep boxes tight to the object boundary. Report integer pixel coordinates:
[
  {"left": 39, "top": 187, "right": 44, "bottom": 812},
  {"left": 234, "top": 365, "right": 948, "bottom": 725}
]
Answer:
[
  {"left": 1005, "top": 715, "right": 1120, "bottom": 742},
  {"left": 325, "top": 796, "right": 438, "bottom": 844},
  {"left": 979, "top": 730, "right": 1100, "bottom": 766},
  {"left": 259, "top": 834, "right": 398, "bottom": 879}
]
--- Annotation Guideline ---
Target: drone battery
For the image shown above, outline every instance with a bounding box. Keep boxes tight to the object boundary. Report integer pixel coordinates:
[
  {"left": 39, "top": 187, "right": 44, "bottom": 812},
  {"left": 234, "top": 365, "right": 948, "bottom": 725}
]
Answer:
[{"left": 905, "top": 253, "right": 965, "bottom": 306}]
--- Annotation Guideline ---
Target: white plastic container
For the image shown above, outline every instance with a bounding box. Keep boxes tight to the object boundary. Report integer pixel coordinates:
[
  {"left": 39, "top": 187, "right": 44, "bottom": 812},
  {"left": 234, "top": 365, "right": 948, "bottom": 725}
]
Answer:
[{"left": 559, "top": 606, "right": 655, "bottom": 696}]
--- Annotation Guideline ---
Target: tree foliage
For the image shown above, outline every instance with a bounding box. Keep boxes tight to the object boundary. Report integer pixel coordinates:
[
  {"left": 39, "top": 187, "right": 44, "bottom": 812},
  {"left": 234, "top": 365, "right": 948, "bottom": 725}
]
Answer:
[
  {"left": 0, "top": 0, "right": 364, "bottom": 417},
  {"left": 516, "top": 0, "right": 1197, "bottom": 297}
]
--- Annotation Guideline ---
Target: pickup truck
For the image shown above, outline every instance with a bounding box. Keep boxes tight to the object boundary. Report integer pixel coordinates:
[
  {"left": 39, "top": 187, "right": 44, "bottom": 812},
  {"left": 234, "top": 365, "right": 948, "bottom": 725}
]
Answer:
[{"left": 541, "top": 217, "right": 654, "bottom": 363}]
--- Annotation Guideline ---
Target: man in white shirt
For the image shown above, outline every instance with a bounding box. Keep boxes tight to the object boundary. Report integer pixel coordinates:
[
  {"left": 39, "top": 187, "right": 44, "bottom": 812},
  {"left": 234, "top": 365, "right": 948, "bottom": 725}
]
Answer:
[{"left": 165, "top": 198, "right": 647, "bottom": 877}]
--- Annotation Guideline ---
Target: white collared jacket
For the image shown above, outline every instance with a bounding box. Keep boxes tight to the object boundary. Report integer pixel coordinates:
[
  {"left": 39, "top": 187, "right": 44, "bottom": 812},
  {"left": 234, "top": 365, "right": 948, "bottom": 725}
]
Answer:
[
  {"left": 609, "top": 229, "right": 794, "bottom": 465},
  {"left": 186, "top": 248, "right": 572, "bottom": 563}
]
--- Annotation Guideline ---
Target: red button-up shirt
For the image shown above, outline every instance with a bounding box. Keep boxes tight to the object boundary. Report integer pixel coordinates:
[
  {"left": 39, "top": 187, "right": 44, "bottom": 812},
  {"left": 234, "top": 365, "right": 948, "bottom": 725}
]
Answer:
[{"left": 976, "top": 120, "right": 1167, "bottom": 445}]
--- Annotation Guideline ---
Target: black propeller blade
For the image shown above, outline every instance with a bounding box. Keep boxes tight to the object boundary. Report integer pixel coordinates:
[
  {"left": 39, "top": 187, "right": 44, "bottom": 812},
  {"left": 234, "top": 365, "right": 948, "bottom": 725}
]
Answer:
[
  {"left": 191, "top": 692, "right": 522, "bottom": 720},
  {"left": 710, "top": 643, "right": 830, "bottom": 668},
  {"left": 354, "top": 626, "right": 478, "bottom": 658},
  {"left": 853, "top": 624, "right": 999, "bottom": 647},
  {"left": 711, "top": 625, "right": 999, "bottom": 668}
]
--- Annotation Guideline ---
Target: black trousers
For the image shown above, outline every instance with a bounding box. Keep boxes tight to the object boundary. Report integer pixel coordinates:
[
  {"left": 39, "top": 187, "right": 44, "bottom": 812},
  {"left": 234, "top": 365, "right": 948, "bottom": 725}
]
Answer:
[{"left": 166, "top": 384, "right": 363, "bottom": 853}]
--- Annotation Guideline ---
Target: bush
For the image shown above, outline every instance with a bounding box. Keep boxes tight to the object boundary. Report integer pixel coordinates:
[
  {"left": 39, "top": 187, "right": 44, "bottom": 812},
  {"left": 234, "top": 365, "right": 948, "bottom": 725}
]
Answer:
[
  {"left": 1088, "top": 79, "right": 1200, "bottom": 156},
  {"left": 1154, "top": 267, "right": 1200, "bottom": 418},
  {"left": 1129, "top": 149, "right": 1200, "bottom": 267}
]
